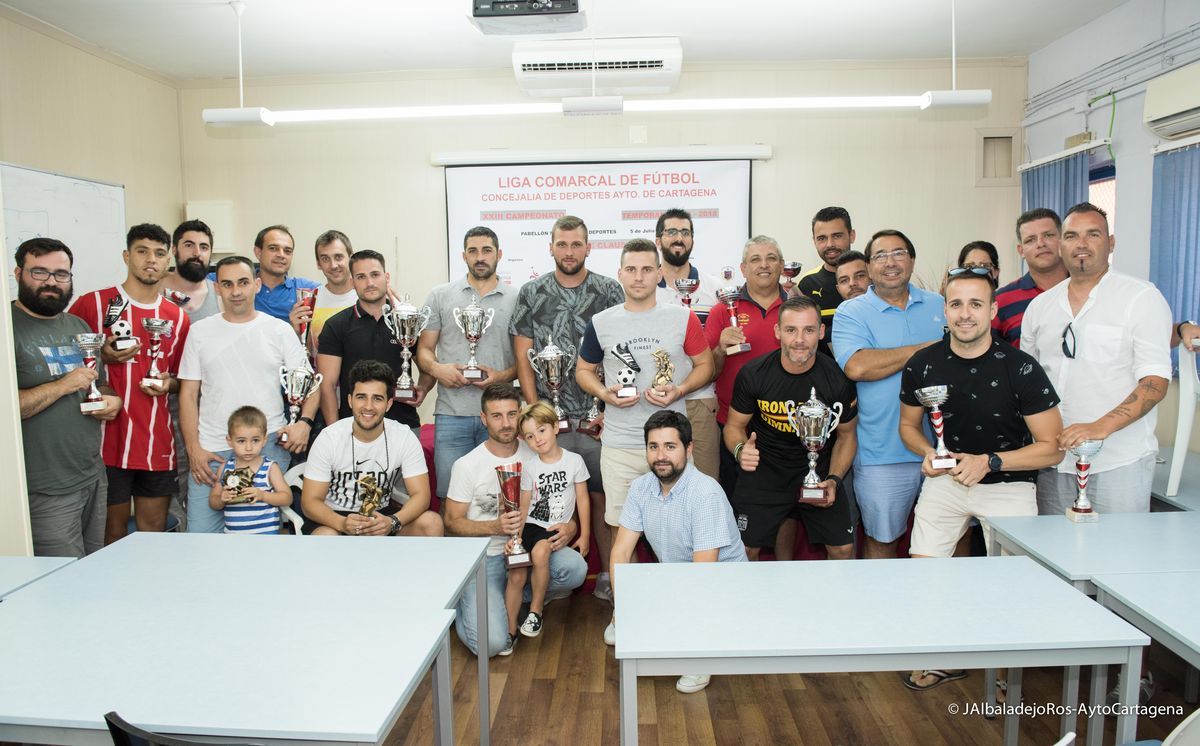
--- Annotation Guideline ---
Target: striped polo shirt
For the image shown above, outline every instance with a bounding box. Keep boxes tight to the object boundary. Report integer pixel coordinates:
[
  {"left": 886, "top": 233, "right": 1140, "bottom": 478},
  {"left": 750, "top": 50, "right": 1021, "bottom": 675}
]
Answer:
[{"left": 993, "top": 272, "right": 1046, "bottom": 349}]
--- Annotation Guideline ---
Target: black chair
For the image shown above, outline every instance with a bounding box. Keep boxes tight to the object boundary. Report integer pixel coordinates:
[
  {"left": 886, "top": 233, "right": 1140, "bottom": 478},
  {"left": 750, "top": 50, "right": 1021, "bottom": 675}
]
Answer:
[{"left": 104, "top": 711, "right": 257, "bottom": 746}]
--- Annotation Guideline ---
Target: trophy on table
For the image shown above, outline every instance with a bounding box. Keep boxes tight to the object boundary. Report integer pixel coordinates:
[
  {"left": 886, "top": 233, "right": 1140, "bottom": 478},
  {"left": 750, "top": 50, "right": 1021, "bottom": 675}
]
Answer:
[
  {"left": 496, "top": 462, "right": 532, "bottom": 569},
  {"left": 453, "top": 295, "right": 495, "bottom": 381},
  {"left": 787, "top": 388, "right": 844, "bottom": 501},
  {"left": 528, "top": 337, "right": 576, "bottom": 433},
  {"left": 73, "top": 333, "right": 107, "bottom": 413},
  {"left": 610, "top": 342, "right": 641, "bottom": 399},
  {"left": 716, "top": 286, "right": 752, "bottom": 355},
  {"left": 651, "top": 349, "right": 675, "bottom": 393},
  {"left": 673, "top": 278, "right": 699, "bottom": 307},
  {"left": 357, "top": 473, "right": 385, "bottom": 518},
  {"left": 1066, "top": 439, "right": 1103, "bottom": 523},
  {"left": 296, "top": 287, "right": 318, "bottom": 351},
  {"left": 578, "top": 367, "right": 604, "bottom": 436},
  {"left": 140, "top": 318, "right": 174, "bottom": 390},
  {"left": 223, "top": 467, "right": 255, "bottom": 505},
  {"left": 781, "top": 261, "right": 803, "bottom": 290},
  {"left": 103, "top": 296, "right": 137, "bottom": 351},
  {"left": 915, "top": 385, "right": 958, "bottom": 470},
  {"left": 383, "top": 295, "right": 432, "bottom": 402},
  {"left": 278, "top": 365, "right": 322, "bottom": 443}
]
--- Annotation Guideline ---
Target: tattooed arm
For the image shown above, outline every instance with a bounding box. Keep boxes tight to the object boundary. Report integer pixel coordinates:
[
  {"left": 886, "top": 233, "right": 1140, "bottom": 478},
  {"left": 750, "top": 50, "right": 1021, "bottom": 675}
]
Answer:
[{"left": 1057, "top": 375, "right": 1169, "bottom": 450}]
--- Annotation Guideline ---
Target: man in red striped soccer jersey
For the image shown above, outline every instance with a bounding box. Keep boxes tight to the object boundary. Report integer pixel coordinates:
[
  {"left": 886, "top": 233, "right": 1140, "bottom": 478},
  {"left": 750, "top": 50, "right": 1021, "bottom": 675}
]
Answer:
[
  {"left": 993, "top": 208, "right": 1068, "bottom": 348},
  {"left": 70, "top": 223, "right": 191, "bottom": 544}
]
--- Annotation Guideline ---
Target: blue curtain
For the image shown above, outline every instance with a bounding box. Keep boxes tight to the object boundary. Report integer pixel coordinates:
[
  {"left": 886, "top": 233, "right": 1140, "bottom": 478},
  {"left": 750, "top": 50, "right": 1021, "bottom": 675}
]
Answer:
[
  {"left": 1020, "top": 151, "right": 1089, "bottom": 216},
  {"left": 1149, "top": 144, "right": 1200, "bottom": 373}
]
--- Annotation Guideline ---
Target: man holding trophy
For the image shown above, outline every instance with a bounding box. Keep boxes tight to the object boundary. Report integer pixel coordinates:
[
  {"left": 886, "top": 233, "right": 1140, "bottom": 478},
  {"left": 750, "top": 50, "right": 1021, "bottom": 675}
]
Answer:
[
  {"left": 13, "top": 238, "right": 121, "bottom": 557},
  {"left": 418, "top": 226, "right": 517, "bottom": 508},
  {"left": 724, "top": 297, "right": 858, "bottom": 561},
  {"left": 70, "top": 224, "right": 190, "bottom": 544}
]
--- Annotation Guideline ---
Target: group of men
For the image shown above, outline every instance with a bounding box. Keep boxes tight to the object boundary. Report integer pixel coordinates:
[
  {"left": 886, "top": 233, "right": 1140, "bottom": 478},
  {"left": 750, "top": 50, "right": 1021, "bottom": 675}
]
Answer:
[{"left": 13, "top": 205, "right": 1198, "bottom": 694}]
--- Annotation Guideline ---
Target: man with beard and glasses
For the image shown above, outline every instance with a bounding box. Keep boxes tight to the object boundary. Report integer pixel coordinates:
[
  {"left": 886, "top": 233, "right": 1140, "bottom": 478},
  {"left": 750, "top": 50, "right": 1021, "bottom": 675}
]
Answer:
[
  {"left": 608, "top": 410, "right": 747, "bottom": 694},
  {"left": 725, "top": 296, "right": 858, "bottom": 561},
  {"left": 69, "top": 224, "right": 191, "bottom": 544},
  {"left": 444, "top": 383, "right": 586, "bottom": 658},
  {"left": 798, "top": 206, "right": 856, "bottom": 357},
  {"left": 299, "top": 360, "right": 442, "bottom": 537},
  {"left": 162, "top": 220, "right": 220, "bottom": 322},
  {"left": 652, "top": 208, "right": 721, "bottom": 481},
  {"left": 510, "top": 215, "right": 624, "bottom": 602},
  {"left": 12, "top": 237, "right": 121, "bottom": 557},
  {"left": 417, "top": 226, "right": 517, "bottom": 508}
]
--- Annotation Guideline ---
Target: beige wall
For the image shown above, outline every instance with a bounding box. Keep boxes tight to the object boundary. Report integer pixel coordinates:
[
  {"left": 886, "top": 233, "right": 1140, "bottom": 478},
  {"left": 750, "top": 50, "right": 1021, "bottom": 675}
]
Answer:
[{"left": 0, "top": 13, "right": 183, "bottom": 555}]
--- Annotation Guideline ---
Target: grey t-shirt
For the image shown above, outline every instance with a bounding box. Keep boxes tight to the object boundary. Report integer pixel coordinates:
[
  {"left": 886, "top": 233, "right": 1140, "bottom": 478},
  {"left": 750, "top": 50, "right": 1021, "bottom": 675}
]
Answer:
[
  {"left": 509, "top": 271, "right": 624, "bottom": 418},
  {"left": 11, "top": 305, "right": 103, "bottom": 495},
  {"left": 423, "top": 277, "right": 517, "bottom": 417}
]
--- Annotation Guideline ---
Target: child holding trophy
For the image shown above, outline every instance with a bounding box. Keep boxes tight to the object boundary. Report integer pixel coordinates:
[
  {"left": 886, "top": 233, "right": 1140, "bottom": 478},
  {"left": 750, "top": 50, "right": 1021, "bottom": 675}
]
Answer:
[
  {"left": 210, "top": 406, "right": 291, "bottom": 534},
  {"left": 504, "top": 401, "right": 590, "bottom": 641}
]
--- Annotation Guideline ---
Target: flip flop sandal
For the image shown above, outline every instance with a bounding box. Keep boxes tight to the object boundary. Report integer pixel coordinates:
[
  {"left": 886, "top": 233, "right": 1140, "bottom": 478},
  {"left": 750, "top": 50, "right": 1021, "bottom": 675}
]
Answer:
[{"left": 903, "top": 669, "right": 969, "bottom": 691}]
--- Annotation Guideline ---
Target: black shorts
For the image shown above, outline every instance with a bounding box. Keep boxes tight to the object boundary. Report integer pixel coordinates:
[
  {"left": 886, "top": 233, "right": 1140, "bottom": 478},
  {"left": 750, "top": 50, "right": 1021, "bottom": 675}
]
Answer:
[
  {"left": 732, "top": 484, "right": 854, "bottom": 549},
  {"left": 520, "top": 523, "right": 554, "bottom": 551},
  {"left": 301, "top": 504, "right": 399, "bottom": 535},
  {"left": 105, "top": 466, "right": 177, "bottom": 505}
]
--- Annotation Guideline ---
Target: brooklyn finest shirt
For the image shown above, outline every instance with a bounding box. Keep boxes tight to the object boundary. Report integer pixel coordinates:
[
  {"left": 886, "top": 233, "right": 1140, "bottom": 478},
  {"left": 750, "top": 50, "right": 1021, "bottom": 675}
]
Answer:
[
  {"left": 520, "top": 448, "right": 589, "bottom": 528},
  {"left": 729, "top": 351, "right": 857, "bottom": 505},
  {"left": 304, "top": 417, "right": 428, "bottom": 512},
  {"left": 655, "top": 264, "right": 720, "bottom": 402},
  {"left": 899, "top": 336, "right": 1060, "bottom": 484}
]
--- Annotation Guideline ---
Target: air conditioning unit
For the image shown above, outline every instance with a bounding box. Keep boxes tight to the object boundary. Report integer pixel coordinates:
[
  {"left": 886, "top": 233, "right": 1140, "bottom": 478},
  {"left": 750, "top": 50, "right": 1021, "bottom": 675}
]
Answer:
[
  {"left": 1144, "top": 62, "right": 1200, "bottom": 139},
  {"left": 512, "top": 37, "right": 682, "bottom": 98}
]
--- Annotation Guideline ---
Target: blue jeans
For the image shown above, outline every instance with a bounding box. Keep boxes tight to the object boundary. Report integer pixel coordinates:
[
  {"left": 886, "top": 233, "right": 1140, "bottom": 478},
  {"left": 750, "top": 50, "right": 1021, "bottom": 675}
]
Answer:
[
  {"left": 433, "top": 415, "right": 489, "bottom": 498},
  {"left": 454, "top": 548, "right": 587, "bottom": 658},
  {"left": 186, "top": 436, "right": 293, "bottom": 533}
]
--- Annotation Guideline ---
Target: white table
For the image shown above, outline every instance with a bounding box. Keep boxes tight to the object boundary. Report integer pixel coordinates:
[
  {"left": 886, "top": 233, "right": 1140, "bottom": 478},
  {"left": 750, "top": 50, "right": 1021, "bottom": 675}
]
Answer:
[
  {"left": 0, "top": 556, "right": 72, "bottom": 599},
  {"left": 1093, "top": 571, "right": 1200, "bottom": 703},
  {"left": 0, "top": 533, "right": 492, "bottom": 745},
  {"left": 614, "top": 556, "right": 1147, "bottom": 746},
  {"left": 1152, "top": 445, "right": 1200, "bottom": 512}
]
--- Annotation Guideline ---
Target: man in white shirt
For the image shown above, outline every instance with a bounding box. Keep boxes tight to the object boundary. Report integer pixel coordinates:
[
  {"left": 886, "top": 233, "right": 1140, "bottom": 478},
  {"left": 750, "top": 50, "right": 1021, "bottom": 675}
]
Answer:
[
  {"left": 178, "top": 256, "right": 318, "bottom": 533},
  {"left": 1021, "top": 202, "right": 1172, "bottom": 515}
]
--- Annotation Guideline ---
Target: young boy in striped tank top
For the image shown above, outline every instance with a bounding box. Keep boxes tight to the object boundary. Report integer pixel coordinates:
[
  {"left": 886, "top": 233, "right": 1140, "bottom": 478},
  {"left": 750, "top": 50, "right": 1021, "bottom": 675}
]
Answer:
[{"left": 210, "top": 406, "right": 291, "bottom": 533}]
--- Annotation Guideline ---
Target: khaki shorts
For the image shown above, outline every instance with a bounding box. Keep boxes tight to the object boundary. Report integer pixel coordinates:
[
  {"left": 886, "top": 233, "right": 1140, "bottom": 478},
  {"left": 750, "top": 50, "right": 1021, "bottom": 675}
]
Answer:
[
  {"left": 686, "top": 398, "right": 719, "bottom": 481},
  {"left": 600, "top": 446, "right": 650, "bottom": 527},
  {"left": 909, "top": 476, "right": 1036, "bottom": 558}
]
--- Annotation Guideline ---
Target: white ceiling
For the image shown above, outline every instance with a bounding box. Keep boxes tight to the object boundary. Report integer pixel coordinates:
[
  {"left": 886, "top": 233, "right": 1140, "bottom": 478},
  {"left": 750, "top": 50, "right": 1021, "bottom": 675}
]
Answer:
[{"left": 3, "top": 0, "right": 1129, "bottom": 82}]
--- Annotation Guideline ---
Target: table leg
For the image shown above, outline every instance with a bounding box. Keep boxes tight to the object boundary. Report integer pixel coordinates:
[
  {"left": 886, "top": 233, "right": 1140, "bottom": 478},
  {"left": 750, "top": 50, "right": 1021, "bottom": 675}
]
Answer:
[
  {"left": 431, "top": 633, "right": 453, "bottom": 746},
  {"left": 1061, "top": 665, "right": 1079, "bottom": 738},
  {"left": 1115, "top": 647, "right": 1141, "bottom": 746},
  {"left": 1086, "top": 664, "right": 1106, "bottom": 746},
  {"left": 984, "top": 668, "right": 997, "bottom": 719},
  {"left": 619, "top": 658, "right": 638, "bottom": 746},
  {"left": 1185, "top": 665, "right": 1199, "bottom": 703},
  {"left": 476, "top": 558, "right": 490, "bottom": 746},
  {"left": 1002, "top": 667, "right": 1022, "bottom": 746}
]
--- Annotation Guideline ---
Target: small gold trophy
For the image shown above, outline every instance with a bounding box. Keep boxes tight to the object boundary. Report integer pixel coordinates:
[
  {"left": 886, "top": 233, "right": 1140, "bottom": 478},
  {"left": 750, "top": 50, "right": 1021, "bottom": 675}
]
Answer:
[
  {"left": 358, "top": 473, "right": 385, "bottom": 518},
  {"left": 651, "top": 349, "right": 675, "bottom": 392},
  {"left": 223, "top": 467, "right": 255, "bottom": 504}
]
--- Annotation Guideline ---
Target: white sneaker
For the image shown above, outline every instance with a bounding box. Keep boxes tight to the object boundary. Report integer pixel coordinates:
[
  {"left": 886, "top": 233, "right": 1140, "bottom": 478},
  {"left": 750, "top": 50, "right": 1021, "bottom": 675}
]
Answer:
[
  {"left": 603, "top": 620, "right": 616, "bottom": 646},
  {"left": 676, "top": 674, "right": 711, "bottom": 693}
]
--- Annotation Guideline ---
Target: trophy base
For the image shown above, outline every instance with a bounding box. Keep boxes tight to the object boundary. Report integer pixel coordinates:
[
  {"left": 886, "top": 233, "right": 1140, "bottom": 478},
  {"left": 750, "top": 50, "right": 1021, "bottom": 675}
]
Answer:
[
  {"left": 1066, "top": 507, "right": 1099, "bottom": 523},
  {"left": 557, "top": 419, "right": 570, "bottom": 433},
  {"left": 616, "top": 386, "right": 638, "bottom": 399},
  {"left": 577, "top": 420, "right": 602, "bottom": 436},
  {"left": 395, "top": 389, "right": 417, "bottom": 402},
  {"left": 799, "top": 486, "right": 827, "bottom": 502},
  {"left": 113, "top": 338, "right": 138, "bottom": 351},
  {"left": 506, "top": 552, "right": 533, "bottom": 569},
  {"left": 80, "top": 399, "right": 106, "bottom": 413},
  {"left": 725, "top": 343, "right": 752, "bottom": 356},
  {"left": 463, "top": 367, "right": 485, "bottom": 381},
  {"left": 931, "top": 456, "right": 957, "bottom": 470},
  {"left": 225, "top": 495, "right": 255, "bottom": 505},
  {"left": 140, "top": 377, "right": 166, "bottom": 389}
]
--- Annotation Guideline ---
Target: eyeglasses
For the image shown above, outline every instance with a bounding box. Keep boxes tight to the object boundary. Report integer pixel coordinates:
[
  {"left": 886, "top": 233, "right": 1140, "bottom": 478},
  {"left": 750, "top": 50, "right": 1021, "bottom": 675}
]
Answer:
[
  {"left": 662, "top": 228, "right": 693, "bottom": 238},
  {"left": 947, "top": 266, "right": 993, "bottom": 278},
  {"left": 869, "top": 249, "right": 910, "bottom": 264},
  {"left": 24, "top": 267, "right": 73, "bottom": 283},
  {"left": 1061, "top": 322, "right": 1076, "bottom": 359}
]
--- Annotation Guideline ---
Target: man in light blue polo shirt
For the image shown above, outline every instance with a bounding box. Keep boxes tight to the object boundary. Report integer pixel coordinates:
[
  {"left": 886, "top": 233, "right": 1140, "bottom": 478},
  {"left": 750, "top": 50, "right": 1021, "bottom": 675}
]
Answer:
[
  {"left": 832, "top": 229, "right": 944, "bottom": 559},
  {"left": 250, "top": 225, "right": 319, "bottom": 323},
  {"left": 606, "top": 410, "right": 746, "bottom": 694}
]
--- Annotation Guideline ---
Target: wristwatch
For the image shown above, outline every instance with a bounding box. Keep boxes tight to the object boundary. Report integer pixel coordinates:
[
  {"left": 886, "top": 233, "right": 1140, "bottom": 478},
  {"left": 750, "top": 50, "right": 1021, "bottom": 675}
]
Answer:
[
  {"left": 1177, "top": 321, "right": 1197, "bottom": 339},
  {"left": 987, "top": 452, "right": 1003, "bottom": 472},
  {"left": 298, "top": 416, "right": 315, "bottom": 427},
  {"left": 388, "top": 515, "right": 402, "bottom": 536}
]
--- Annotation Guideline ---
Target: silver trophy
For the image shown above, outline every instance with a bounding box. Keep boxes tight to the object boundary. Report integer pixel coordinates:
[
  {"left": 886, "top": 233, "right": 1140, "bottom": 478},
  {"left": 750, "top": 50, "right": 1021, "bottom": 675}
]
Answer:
[
  {"left": 673, "top": 277, "right": 699, "bottom": 307},
  {"left": 787, "top": 388, "right": 844, "bottom": 501},
  {"left": 452, "top": 295, "right": 495, "bottom": 381},
  {"left": 383, "top": 295, "right": 432, "bottom": 402},
  {"left": 1067, "top": 439, "right": 1103, "bottom": 523},
  {"left": 610, "top": 342, "right": 641, "bottom": 398},
  {"left": 73, "top": 333, "right": 107, "bottom": 413},
  {"left": 140, "top": 318, "right": 175, "bottom": 389},
  {"left": 528, "top": 337, "right": 576, "bottom": 433},
  {"left": 278, "top": 366, "right": 322, "bottom": 443},
  {"left": 716, "top": 286, "right": 752, "bottom": 355},
  {"left": 578, "top": 367, "right": 603, "bottom": 436},
  {"left": 781, "top": 261, "right": 803, "bottom": 292},
  {"left": 915, "top": 385, "right": 958, "bottom": 470}
]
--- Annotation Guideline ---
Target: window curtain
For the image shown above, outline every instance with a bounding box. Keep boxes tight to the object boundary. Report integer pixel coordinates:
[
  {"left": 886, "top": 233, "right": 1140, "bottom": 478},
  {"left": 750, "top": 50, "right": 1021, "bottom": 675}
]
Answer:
[
  {"left": 1149, "top": 143, "right": 1200, "bottom": 372},
  {"left": 1020, "top": 151, "right": 1089, "bottom": 216}
]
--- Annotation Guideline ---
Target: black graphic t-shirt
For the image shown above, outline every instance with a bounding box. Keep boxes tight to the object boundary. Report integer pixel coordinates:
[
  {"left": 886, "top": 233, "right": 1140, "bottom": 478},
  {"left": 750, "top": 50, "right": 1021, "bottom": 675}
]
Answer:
[
  {"left": 899, "top": 336, "right": 1059, "bottom": 484},
  {"left": 729, "top": 351, "right": 858, "bottom": 505}
]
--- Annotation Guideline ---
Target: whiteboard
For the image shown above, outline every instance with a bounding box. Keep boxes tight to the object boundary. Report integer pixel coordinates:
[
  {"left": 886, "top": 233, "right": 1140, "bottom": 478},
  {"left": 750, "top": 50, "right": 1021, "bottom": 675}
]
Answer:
[
  {"left": 445, "top": 159, "right": 751, "bottom": 288},
  {"left": 1, "top": 162, "right": 127, "bottom": 300}
]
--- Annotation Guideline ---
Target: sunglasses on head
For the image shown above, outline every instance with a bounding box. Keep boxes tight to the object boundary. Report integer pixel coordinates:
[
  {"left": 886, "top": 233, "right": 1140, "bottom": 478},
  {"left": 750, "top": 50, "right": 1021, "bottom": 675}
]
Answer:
[{"left": 947, "top": 266, "right": 993, "bottom": 278}]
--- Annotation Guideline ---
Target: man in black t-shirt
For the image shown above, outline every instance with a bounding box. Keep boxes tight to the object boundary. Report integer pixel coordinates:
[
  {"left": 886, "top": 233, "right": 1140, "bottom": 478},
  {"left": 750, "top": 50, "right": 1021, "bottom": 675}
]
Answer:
[
  {"left": 797, "top": 206, "right": 855, "bottom": 358},
  {"left": 724, "top": 296, "right": 858, "bottom": 559}
]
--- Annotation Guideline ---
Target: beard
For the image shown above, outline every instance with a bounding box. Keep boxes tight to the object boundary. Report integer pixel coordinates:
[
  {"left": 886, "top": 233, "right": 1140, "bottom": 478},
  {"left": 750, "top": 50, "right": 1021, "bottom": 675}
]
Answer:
[
  {"left": 18, "top": 280, "right": 72, "bottom": 316},
  {"left": 662, "top": 245, "right": 692, "bottom": 268},
  {"left": 653, "top": 460, "right": 685, "bottom": 484},
  {"left": 553, "top": 258, "right": 583, "bottom": 276},
  {"left": 176, "top": 257, "right": 209, "bottom": 282},
  {"left": 469, "top": 262, "right": 496, "bottom": 280}
]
